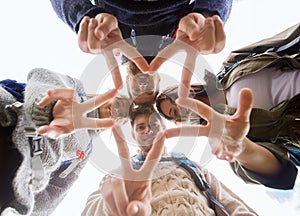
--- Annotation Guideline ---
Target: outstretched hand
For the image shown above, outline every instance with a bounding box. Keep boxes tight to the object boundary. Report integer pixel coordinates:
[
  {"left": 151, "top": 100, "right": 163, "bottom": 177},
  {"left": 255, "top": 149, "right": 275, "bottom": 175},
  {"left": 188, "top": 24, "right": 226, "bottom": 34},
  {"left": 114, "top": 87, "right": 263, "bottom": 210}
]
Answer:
[
  {"left": 165, "top": 88, "right": 253, "bottom": 162},
  {"left": 100, "top": 126, "right": 165, "bottom": 216},
  {"left": 149, "top": 14, "right": 225, "bottom": 97},
  {"left": 78, "top": 14, "right": 149, "bottom": 89},
  {"left": 37, "top": 88, "right": 118, "bottom": 138}
]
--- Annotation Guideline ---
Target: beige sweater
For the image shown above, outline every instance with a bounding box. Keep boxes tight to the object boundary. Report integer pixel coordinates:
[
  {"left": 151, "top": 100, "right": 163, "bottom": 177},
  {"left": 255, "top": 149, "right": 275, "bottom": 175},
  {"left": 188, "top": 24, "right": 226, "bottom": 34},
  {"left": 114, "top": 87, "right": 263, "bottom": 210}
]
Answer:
[{"left": 81, "top": 161, "right": 258, "bottom": 216}]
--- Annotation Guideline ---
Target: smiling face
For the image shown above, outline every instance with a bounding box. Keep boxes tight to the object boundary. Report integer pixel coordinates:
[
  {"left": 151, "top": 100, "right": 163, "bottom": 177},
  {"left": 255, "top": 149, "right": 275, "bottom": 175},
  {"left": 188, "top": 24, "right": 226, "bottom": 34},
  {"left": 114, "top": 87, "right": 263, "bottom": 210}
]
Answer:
[
  {"left": 132, "top": 112, "right": 165, "bottom": 153},
  {"left": 127, "top": 73, "right": 159, "bottom": 104},
  {"left": 158, "top": 98, "right": 196, "bottom": 123},
  {"left": 98, "top": 100, "right": 113, "bottom": 119}
]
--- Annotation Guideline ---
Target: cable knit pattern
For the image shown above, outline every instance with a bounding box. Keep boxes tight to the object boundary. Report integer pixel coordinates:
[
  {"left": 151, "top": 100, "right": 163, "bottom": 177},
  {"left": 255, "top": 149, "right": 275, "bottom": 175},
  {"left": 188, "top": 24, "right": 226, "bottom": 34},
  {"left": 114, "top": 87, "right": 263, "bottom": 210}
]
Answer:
[
  {"left": 1, "top": 68, "right": 99, "bottom": 215},
  {"left": 151, "top": 162, "right": 215, "bottom": 216},
  {"left": 81, "top": 160, "right": 258, "bottom": 216}
]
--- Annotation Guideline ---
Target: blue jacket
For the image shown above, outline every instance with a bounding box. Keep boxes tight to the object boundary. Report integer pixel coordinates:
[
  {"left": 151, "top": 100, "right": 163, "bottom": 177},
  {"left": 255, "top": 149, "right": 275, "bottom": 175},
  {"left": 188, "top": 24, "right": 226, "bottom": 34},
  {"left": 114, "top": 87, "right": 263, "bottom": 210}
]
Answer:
[{"left": 50, "top": 0, "right": 232, "bottom": 60}]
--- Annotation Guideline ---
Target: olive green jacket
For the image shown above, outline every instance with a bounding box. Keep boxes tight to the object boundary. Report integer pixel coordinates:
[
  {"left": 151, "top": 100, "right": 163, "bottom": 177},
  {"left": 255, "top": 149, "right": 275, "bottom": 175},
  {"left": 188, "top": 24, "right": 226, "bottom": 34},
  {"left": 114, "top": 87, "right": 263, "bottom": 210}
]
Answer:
[{"left": 216, "top": 23, "right": 300, "bottom": 190}]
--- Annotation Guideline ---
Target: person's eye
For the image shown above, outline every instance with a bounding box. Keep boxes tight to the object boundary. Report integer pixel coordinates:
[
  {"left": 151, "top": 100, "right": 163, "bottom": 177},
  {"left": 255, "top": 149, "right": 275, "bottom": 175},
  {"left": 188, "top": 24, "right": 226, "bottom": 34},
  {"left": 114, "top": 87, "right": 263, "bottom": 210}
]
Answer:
[
  {"left": 150, "top": 123, "right": 160, "bottom": 129},
  {"left": 137, "top": 125, "right": 145, "bottom": 132},
  {"left": 169, "top": 108, "right": 176, "bottom": 118}
]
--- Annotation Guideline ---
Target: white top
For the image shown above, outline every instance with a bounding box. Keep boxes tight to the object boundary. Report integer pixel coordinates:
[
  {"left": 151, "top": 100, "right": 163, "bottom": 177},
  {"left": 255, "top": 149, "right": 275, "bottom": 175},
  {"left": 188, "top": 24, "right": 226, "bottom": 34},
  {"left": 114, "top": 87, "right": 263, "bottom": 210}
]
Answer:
[{"left": 226, "top": 67, "right": 300, "bottom": 109}]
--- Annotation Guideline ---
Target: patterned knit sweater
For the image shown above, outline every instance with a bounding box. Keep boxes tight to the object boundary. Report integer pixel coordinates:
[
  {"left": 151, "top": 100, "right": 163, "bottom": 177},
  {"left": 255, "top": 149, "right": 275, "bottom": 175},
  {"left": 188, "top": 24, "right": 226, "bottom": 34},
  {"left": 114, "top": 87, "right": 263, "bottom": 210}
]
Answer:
[{"left": 81, "top": 161, "right": 258, "bottom": 216}]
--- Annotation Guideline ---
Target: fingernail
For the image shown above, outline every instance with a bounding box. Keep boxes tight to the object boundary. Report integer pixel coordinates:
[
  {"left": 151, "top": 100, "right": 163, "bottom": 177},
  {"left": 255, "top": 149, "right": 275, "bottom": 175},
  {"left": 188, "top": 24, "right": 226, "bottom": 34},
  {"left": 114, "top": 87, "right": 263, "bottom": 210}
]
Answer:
[
  {"left": 132, "top": 204, "right": 139, "bottom": 214},
  {"left": 47, "top": 131, "right": 57, "bottom": 139}
]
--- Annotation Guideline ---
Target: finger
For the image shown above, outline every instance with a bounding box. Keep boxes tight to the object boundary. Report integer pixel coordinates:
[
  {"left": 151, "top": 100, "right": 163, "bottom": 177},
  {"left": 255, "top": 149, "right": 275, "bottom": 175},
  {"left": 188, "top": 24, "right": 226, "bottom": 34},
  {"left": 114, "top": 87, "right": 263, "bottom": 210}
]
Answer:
[
  {"left": 179, "top": 51, "right": 197, "bottom": 97},
  {"left": 87, "top": 18, "right": 101, "bottom": 54},
  {"left": 199, "top": 18, "right": 216, "bottom": 54},
  {"left": 212, "top": 15, "right": 226, "bottom": 53},
  {"left": 217, "top": 151, "right": 235, "bottom": 162},
  {"left": 102, "top": 180, "right": 119, "bottom": 215},
  {"left": 103, "top": 50, "right": 123, "bottom": 89},
  {"left": 127, "top": 201, "right": 148, "bottom": 216},
  {"left": 112, "top": 125, "right": 132, "bottom": 169},
  {"left": 38, "top": 126, "right": 68, "bottom": 139},
  {"left": 118, "top": 41, "right": 149, "bottom": 72},
  {"left": 165, "top": 126, "right": 209, "bottom": 138},
  {"left": 37, "top": 125, "right": 51, "bottom": 135},
  {"left": 95, "top": 13, "right": 118, "bottom": 40},
  {"left": 178, "top": 13, "right": 204, "bottom": 41},
  {"left": 234, "top": 88, "right": 253, "bottom": 121},
  {"left": 141, "top": 132, "right": 165, "bottom": 177},
  {"left": 111, "top": 178, "right": 129, "bottom": 216},
  {"left": 176, "top": 98, "right": 213, "bottom": 121},
  {"left": 37, "top": 88, "right": 75, "bottom": 107},
  {"left": 79, "top": 118, "right": 114, "bottom": 129},
  {"left": 80, "top": 88, "right": 118, "bottom": 112},
  {"left": 78, "top": 16, "right": 90, "bottom": 53},
  {"left": 148, "top": 42, "right": 180, "bottom": 73}
]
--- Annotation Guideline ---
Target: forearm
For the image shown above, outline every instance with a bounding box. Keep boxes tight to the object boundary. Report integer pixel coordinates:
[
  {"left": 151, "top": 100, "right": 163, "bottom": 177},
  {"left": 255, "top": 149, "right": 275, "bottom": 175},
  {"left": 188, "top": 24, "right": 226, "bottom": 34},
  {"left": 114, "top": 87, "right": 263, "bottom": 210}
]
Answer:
[
  {"left": 236, "top": 137, "right": 282, "bottom": 176},
  {"left": 192, "top": 0, "right": 233, "bottom": 23},
  {"left": 50, "top": 0, "right": 105, "bottom": 33}
]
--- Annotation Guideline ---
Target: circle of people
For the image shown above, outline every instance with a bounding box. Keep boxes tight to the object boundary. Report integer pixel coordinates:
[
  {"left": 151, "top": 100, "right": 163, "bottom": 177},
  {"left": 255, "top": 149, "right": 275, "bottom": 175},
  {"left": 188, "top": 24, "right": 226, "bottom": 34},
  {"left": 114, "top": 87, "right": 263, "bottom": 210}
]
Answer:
[{"left": 1, "top": 1, "right": 299, "bottom": 216}]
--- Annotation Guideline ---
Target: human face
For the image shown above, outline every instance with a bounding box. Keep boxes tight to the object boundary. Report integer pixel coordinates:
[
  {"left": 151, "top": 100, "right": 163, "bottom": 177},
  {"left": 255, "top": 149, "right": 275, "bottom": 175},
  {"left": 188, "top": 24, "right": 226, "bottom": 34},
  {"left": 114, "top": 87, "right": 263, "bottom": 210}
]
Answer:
[
  {"left": 159, "top": 98, "right": 193, "bottom": 122},
  {"left": 110, "top": 97, "right": 130, "bottom": 120},
  {"left": 132, "top": 113, "right": 163, "bottom": 152},
  {"left": 98, "top": 100, "right": 113, "bottom": 118},
  {"left": 128, "top": 73, "right": 159, "bottom": 104}
]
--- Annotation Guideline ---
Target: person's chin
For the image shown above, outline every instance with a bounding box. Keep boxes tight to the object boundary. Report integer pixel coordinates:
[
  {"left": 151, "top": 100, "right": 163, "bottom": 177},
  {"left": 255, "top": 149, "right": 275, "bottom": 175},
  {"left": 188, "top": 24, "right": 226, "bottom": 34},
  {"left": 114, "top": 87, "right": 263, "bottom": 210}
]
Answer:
[{"left": 140, "top": 143, "right": 152, "bottom": 152}]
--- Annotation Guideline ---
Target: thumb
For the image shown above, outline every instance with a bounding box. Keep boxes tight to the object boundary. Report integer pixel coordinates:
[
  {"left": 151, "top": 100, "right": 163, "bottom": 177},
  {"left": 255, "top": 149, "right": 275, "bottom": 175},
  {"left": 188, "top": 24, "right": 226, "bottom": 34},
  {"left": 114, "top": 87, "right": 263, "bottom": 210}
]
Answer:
[
  {"left": 127, "top": 201, "right": 149, "bottom": 216},
  {"left": 235, "top": 88, "right": 253, "bottom": 121}
]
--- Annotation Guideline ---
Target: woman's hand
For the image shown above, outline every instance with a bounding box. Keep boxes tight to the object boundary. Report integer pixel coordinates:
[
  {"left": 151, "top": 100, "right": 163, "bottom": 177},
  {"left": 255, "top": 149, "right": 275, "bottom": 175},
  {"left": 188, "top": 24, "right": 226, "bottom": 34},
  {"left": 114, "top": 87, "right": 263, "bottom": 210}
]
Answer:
[
  {"left": 165, "top": 88, "right": 253, "bottom": 162},
  {"left": 37, "top": 88, "right": 117, "bottom": 138}
]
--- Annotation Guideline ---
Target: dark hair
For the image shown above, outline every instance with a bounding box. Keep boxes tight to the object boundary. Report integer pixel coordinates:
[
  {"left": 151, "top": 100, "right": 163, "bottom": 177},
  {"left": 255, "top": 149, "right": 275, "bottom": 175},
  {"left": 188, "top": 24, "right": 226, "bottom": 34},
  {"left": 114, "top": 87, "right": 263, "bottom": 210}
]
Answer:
[
  {"left": 155, "top": 84, "right": 208, "bottom": 121},
  {"left": 124, "top": 60, "right": 160, "bottom": 104},
  {"left": 123, "top": 60, "right": 142, "bottom": 77},
  {"left": 155, "top": 69, "right": 218, "bottom": 124},
  {"left": 129, "top": 103, "right": 163, "bottom": 126}
]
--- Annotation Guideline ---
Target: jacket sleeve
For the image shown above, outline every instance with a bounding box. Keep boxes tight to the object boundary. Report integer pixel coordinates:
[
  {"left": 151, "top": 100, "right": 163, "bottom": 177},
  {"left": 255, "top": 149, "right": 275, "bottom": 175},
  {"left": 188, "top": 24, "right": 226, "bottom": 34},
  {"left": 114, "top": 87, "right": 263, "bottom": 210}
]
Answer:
[
  {"left": 24, "top": 67, "right": 98, "bottom": 155},
  {"left": 230, "top": 142, "right": 298, "bottom": 190},
  {"left": 192, "top": 0, "right": 233, "bottom": 23},
  {"left": 50, "top": 0, "right": 107, "bottom": 33},
  {"left": 23, "top": 68, "right": 98, "bottom": 214},
  {"left": 202, "top": 168, "right": 258, "bottom": 216}
]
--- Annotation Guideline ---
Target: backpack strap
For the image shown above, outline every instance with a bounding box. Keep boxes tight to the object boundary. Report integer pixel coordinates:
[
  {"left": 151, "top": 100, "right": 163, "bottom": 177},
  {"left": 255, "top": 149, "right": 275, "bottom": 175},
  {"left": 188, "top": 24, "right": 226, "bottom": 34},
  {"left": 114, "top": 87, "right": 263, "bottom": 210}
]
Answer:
[
  {"left": 131, "top": 152, "right": 230, "bottom": 216},
  {"left": 24, "top": 126, "right": 44, "bottom": 191},
  {"left": 171, "top": 153, "right": 230, "bottom": 216}
]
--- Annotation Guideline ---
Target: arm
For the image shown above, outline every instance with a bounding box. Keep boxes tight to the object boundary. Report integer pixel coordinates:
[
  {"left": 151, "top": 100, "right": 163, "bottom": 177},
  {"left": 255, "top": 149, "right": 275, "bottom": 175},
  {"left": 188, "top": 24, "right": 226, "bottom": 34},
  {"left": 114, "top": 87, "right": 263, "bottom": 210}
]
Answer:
[
  {"left": 50, "top": 0, "right": 106, "bottom": 33},
  {"left": 236, "top": 138, "right": 282, "bottom": 176},
  {"left": 231, "top": 140, "right": 298, "bottom": 189},
  {"left": 81, "top": 126, "right": 165, "bottom": 216},
  {"left": 192, "top": 0, "right": 233, "bottom": 23},
  {"left": 166, "top": 88, "right": 298, "bottom": 189}
]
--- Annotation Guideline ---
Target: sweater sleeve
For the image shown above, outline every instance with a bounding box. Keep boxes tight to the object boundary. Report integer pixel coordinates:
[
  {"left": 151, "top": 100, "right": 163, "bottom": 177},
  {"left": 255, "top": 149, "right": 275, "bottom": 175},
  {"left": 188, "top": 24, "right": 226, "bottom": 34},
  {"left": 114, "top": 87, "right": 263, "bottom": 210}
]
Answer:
[
  {"left": 202, "top": 168, "right": 258, "bottom": 216},
  {"left": 192, "top": 0, "right": 233, "bottom": 23},
  {"left": 21, "top": 68, "right": 99, "bottom": 214},
  {"left": 50, "top": 0, "right": 107, "bottom": 33},
  {"left": 24, "top": 68, "right": 98, "bottom": 153}
]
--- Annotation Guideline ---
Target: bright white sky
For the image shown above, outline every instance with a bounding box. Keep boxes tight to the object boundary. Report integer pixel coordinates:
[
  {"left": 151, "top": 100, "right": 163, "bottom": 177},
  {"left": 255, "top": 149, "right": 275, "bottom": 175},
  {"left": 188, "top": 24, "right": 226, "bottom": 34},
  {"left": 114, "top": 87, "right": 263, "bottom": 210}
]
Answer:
[{"left": 1, "top": 0, "right": 300, "bottom": 216}]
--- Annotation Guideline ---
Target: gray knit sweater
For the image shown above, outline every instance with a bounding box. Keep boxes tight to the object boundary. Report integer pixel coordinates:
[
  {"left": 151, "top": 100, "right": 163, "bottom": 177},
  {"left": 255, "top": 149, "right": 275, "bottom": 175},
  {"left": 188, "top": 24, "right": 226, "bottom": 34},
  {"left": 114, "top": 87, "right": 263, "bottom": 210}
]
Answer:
[{"left": 0, "top": 68, "right": 98, "bottom": 215}]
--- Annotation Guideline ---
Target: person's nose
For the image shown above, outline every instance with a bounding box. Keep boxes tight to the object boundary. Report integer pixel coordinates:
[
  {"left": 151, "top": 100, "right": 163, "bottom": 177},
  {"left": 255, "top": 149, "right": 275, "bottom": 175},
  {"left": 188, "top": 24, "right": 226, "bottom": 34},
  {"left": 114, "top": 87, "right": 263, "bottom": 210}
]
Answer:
[
  {"left": 138, "top": 82, "right": 148, "bottom": 91},
  {"left": 145, "top": 126, "right": 153, "bottom": 135}
]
